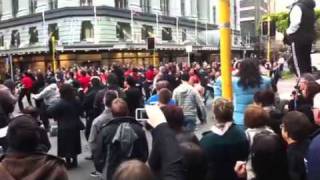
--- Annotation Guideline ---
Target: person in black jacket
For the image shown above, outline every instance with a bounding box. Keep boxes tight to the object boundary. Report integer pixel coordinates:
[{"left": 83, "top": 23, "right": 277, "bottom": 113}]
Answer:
[
  {"left": 282, "top": 111, "right": 313, "bottom": 180},
  {"left": 148, "top": 122, "right": 185, "bottom": 180},
  {"left": 124, "top": 76, "right": 143, "bottom": 117},
  {"left": 94, "top": 98, "right": 148, "bottom": 180},
  {"left": 83, "top": 77, "right": 102, "bottom": 140},
  {"left": 284, "top": 0, "right": 316, "bottom": 76},
  {"left": 48, "top": 84, "right": 83, "bottom": 169}
]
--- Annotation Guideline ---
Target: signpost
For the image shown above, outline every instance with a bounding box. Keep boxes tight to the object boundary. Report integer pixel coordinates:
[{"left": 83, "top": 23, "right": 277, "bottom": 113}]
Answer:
[{"left": 185, "top": 45, "right": 192, "bottom": 66}]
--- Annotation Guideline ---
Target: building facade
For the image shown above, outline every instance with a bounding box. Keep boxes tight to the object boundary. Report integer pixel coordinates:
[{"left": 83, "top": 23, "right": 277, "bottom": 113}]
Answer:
[
  {"left": 0, "top": 0, "right": 241, "bottom": 72},
  {"left": 239, "top": 0, "right": 268, "bottom": 48}
]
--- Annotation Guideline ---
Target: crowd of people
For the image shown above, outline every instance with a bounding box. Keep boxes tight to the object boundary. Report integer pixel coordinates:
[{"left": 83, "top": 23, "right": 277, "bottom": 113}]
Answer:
[{"left": 0, "top": 57, "right": 320, "bottom": 180}]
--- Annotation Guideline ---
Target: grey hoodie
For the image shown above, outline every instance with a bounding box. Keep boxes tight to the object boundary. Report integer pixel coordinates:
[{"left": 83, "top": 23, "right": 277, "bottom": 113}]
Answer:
[{"left": 173, "top": 82, "right": 206, "bottom": 121}]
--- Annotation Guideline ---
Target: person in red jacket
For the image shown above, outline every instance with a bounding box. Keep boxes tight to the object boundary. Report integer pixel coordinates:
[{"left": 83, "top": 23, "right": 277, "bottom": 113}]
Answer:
[
  {"left": 144, "top": 65, "right": 155, "bottom": 99},
  {"left": 18, "top": 72, "right": 33, "bottom": 111},
  {"left": 77, "top": 70, "right": 90, "bottom": 93}
]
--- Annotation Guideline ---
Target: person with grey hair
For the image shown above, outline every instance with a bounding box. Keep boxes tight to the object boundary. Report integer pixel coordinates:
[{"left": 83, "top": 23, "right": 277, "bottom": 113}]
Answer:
[
  {"left": 89, "top": 90, "right": 118, "bottom": 177},
  {"left": 94, "top": 98, "right": 148, "bottom": 180}
]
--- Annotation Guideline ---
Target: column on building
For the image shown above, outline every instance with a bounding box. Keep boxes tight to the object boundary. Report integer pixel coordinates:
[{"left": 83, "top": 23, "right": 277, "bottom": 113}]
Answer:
[
  {"left": 184, "top": 0, "right": 192, "bottom": 18},
  {"left": 2, "top": 0, "right": 13, "bottom": 20},
  {"left": 190, "top": 0, "right": 197, "bottom": 19},
  {"left": 169, "top": 0, "right": 181, "bottom": 17},
  {"left": 151, "top": 0, "right": 161, "bottom": 14},
  {"left": 58, "top": 0, "right": 79, "bottom": 8},
  {"left": 36, "top": 0, "right": 48, "bottom": 13},
  {"left": 94, "top": 0, "right": 114, "bottom": 6},
  {"left": 197, "top": 0, "right": 209, "bottom": 22},
  {"left": 129, "top": 0, "right": 141, "bottom": 11},
  {"left": 17, "top": 0, "right": 29, "bottom": 17}
]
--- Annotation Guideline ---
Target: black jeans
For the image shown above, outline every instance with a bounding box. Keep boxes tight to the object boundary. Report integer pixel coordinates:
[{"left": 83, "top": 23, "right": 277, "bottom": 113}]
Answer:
[
  {"left": 18, "top": 88, "right": 32, "bottom": 111},
  {"left": 291, "top": 41, "right": 312, "bottom": 77}
]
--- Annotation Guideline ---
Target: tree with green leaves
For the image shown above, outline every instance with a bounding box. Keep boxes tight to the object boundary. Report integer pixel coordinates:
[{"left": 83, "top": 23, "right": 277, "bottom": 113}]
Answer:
[{"left": 262, "top": 10, "right": 320, "bottom": 38}]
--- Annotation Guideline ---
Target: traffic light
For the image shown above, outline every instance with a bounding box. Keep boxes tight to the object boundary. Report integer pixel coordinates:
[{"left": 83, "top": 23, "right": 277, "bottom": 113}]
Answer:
[
  {"left": 147, "top": 37, "right": 155, "bottom": 50},
  {"left": 270, "top": 21, "right": 276, "bottom": 36},
  {"left": 262, "top": 21, "right": 268, "bottom": 35},
  {"left": 262, "top": 21, "right": 276, "bottom": 36}
]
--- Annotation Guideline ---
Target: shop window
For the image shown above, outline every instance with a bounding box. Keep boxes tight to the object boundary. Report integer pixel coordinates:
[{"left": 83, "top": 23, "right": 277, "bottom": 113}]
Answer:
[
  {"left": 141, "top": 25, "right": 153, "bottom": 40},
  {"left": 115, "top": 0, "right": 128, "bottom": 9},
  {"left": 48, "top": 23, "right": 59, "bottom": 40},
  {"left": 162, "top": 27, "right": 172, "bottom": 41},
  {"left": 116, "top": 22, "right": 131, "bottom": 41},
  {"left": 141, "top": 0, "right": 150, "bottom": 13},
  {"left": 11, "top": 30, "right": 20, "bottom": 48},
  {"left": 12, "top": 0, "right": 19, "bottom": 17},
  {"left": 160, "top": 0, "right": 169, "bottom": 16},
  {"left": 29, "top": 27, "right": 39, "bottom": 44},
  {"left": 81, "top": 21, "right": 94, "bottom": 41},
  {"left": 80, "top": 0, "right": 93, "bottom": 6},
  {"left": 49, "top": 0, "right": 58, "bottom": 10},
  {"left": 30, "top": 0, "right": 37, "bottom": 14}
]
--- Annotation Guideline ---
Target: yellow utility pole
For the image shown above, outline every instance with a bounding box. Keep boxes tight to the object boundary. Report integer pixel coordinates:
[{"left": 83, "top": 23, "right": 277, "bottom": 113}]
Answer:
[
  {"left": 219, "top": 0, "right": 233, "bottom": 101},
  {"left": 51, "top": 36, "right": 57, "bottom": 72},
  {"left": 267, "top": 0, "right": 271, "bottom": 62}
]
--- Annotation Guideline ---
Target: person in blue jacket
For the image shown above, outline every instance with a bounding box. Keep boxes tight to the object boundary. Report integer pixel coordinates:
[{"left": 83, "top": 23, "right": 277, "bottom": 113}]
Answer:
[{"left": 214, "top": 59, "right": 271, "bottom": 128}]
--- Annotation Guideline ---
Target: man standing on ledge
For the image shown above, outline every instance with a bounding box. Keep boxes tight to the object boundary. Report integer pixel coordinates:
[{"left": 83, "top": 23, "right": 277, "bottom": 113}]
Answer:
[{"left": 284, "top": 0, "right": 316, "bottom": 77}]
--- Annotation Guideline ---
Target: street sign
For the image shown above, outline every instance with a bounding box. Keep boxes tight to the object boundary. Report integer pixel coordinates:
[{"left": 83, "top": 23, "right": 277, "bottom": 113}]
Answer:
[{"left": 185, "top": 45, "right": 192, "bottom": 53}]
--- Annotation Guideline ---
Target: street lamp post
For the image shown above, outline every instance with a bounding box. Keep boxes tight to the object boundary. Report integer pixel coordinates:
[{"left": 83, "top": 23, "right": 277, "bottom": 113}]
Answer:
[{"left": 219, "top": 0, "right": 233, "bottom": 101}]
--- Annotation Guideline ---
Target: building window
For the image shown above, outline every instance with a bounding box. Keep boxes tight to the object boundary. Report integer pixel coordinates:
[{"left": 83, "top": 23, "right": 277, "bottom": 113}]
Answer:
[
  {"left": 12, "top": 0, "right": 19, "bottom": 17},
  {"left": 182, "top": 29, "right": 186, "bottom": 42},
  {"left": 162, "top": 27, "right": 172, "bottom": 41},
  {"left": 142, "top": 25, "right": 153, "bottom": 40},
  {"left": 115, "top": 0, "right": 128, "bottom": 9},
  {"left": 81, "top": 21, "right": 94, "bottom": 41},
  {"left": 48, "top": 23, "right": 59, "bottom": 40},
  {"left": 49, "top": 0, "right": 58, "bottom": 10},
  {"left": 141, "top": 0, "right": 150, "bottom": 13},
  {"left": 80, "top": 0, "right": 93, "bottom": 6},
  {"left": 181, "top": 0, "right": 185, "bottom": 16},
  {"left": 0, "top": 35, "right": 4, "bottom": 47},
  {"left": 29, "top": 0, "right": 37, "bottom": 14},
  {"left": 11, "top": 30, "right": 20, "bottom": 47},
  {"left": 29, "top": 27, "right": 39, "bottom": 44},
  {"left": 116, "top": 22, "right": 131, "bottom": 41},
  {"left": 212, "top": 6, "right": 216, "bottom": 24},
  {"left": 160, "top": 0, "right": 169, "bottom": 16}
]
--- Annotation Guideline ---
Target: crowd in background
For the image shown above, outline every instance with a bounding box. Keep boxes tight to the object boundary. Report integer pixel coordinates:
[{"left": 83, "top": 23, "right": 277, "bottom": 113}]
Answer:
[{"left": 0, "top": 57, "right": 320, "bottom": 180}]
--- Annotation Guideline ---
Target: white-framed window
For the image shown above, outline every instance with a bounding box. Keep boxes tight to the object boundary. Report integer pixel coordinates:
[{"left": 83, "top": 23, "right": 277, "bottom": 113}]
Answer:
[
  {"left": 29, "top": 0, "right": 37, "bottom": 14},
  {"left": 80, "top": 0, "right": 93, "bottom": 6},
  {"left": 142, "top": 25, "right": 153, "bottom": 40},
  {"left": 48, "top": 23, "right": 59, "bottom": 40},
  {"left": 160, "top": 0, "right": 169, "bottom": 16},
  {"left": 116, "top": 22, "right": 131, "bottom": 41},
  {"left": 81, "top": 21, "right": 94, "bottom": 41},
  {"left": 11, "top": 30, "right": 20, "bottom": 47},
  {"left": 29, "top": 27, "right": 39, "bottom": 44},
  {"left": 115, "top": 0, "right": 128, "bottom": 9},
  {"left": 162, "top": 27, "right": 172, "bottom": 41},
  {"left": 49, "top": 0, "right": 58, "bottom": 10},
  {"left": 12, "top": 0, "right": 19, "bottom": 17},
  {"left": 141, "top": 0, "right": 151, "bottom": 13}
]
